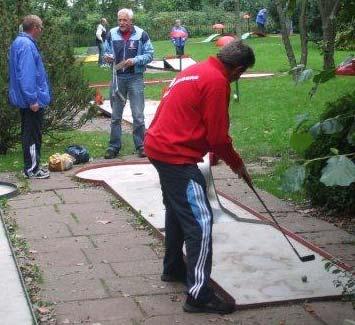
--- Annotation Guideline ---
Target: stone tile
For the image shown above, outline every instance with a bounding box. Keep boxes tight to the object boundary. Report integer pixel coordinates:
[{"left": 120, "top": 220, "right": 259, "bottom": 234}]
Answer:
[
  {"left": 56, "top": 201, "right": 118, "bottom": 216},
  {"left": 91, "top": 232, "right": 155, "bottom": 249},
  {"left": 41, "top": 263, "right": 115, "bottom": 280},
  {"left": 18, "top": 221, "right": 72, "bottom": 239},
  {"left": 308, "top": 301, "right": 355, "bottom": 325},
  {"left": 323, "top": 243, "right": 355, "bottom": 265},
  {"left": 83, "top": 246, "right": 157, "bottom": 264},
  {"left": 301, "top": 230, "right": 355, "bottom": 246},
  {"left": 106, "top": 274, "right": 185, "bottom": 296},
  {"left": 55, "top": 188, "right": 111, "bottom": 204},
  {"left": 10, "top": 205, "right": 68, "bottom": 227},
  {"left": 65, "top": 217, "right": 133, "bottom": 236},
  {"left": 226, "top": 304, "right": 321, "bottom": 325},
  {"left": 29, "top": 236, "right": 93, "bottom": 253},
  {"left": 28, "top": 175, "right": 77, "bottom": 192},
  {"left": 136, "top": 294, "right": 185, "bottom": 316},
  {"left": 55, "top": 298, "right": 143, "bottom": 323},
  {"left": 141, "top": 314, "right": 234, "bottom": 325},
  {"left": 7, "top": 191, "right": 62, "bottom": 209},
  {"left": 36, "top": 248, "right": 88, "bottom": 267},
  {"left": 0, "top": 172, "right": 19, "bottom": 184},
  {"left": 110, "top": 260, "right": 161, "bottom": 277},
  {"left": 276, "top": 214, "right": 337, "bottom": 233},
  {"left": 41, "top": 271, "right": 108, "bottom": 303}
]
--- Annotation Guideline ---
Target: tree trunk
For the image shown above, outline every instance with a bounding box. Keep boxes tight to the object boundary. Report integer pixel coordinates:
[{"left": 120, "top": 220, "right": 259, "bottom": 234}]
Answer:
[
  {"left": 276, "top": 0, "right": 297, "bottom": 71},
  {"left": 235, "top": 0, "right": 241, "bottom": 37},
  {"left": 318, "top": 0, "right": 341, "bottom": 70},
  {"left": 299, "top": 0, "right": 308, "bottom": 66}
]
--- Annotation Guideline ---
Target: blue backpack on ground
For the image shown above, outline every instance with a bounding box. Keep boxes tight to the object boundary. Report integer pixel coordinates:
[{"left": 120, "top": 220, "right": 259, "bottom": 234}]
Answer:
[{"left": 65, "top": 145, "right": 90, "bottom": 164}]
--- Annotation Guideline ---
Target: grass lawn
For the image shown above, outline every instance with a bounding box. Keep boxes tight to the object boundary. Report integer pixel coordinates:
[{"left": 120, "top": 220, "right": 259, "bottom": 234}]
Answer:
[{"left": 0, "top": 131, "right": 134, "bottom": 173}]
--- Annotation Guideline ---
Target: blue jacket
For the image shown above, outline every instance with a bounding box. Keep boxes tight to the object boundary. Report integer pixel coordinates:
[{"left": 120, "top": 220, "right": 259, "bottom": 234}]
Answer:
[
  {"left": 8, "top": 32, "right": 51, "bottom": 109},
  {"left": 105, "top": 25, "right": 154, "bottom": 75},
  {"left": 170, "top": 26, "right": 188, "bottom": 47},
  {"left": 256, "top": 9, "right": 267, "bottom": 25}
]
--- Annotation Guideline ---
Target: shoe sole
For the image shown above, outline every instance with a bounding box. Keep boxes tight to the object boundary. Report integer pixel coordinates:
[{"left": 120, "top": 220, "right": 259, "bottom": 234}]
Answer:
[
  {"left": 161, "top": 276, "right": 186, "bottom": 285},
  {"left": 183, "top": 303, "right": 235, "bottom": 315}
]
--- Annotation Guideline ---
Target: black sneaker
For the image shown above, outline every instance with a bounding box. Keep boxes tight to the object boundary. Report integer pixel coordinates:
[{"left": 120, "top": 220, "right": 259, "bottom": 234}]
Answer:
[
  {"left": 161, "top": 273, "right": 187, "bottom": 285},
  {"left": 183, "top": 294, "right": 235, "bottom": 315},
  {"left": 137, "top": 148, "right": 146, "bottom": 158},
  {"left": 25, "top": 168, "right": 50, "bottom": 179},
  {"left": 104, "top": 148, "right": 118, "bottom": 159}
]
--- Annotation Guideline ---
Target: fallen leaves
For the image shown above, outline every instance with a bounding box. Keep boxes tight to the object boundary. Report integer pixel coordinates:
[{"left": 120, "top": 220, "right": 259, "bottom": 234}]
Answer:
[{"left": 96, "top": 220, "right": 112, "bottom": 225}]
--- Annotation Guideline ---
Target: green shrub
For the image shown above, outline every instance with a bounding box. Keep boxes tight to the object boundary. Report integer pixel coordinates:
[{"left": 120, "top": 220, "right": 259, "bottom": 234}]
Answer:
[{"left": 304, "top": 91, "right": 355, "bottom": 213}]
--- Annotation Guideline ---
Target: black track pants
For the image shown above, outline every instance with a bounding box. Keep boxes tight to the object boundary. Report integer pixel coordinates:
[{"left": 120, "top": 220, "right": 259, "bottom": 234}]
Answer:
[
  {"left": 151, "top": 159, "right": 214, "bottom": 303},
  {"left": 20, "top": 109, "right": 43, "bottom": 175}
]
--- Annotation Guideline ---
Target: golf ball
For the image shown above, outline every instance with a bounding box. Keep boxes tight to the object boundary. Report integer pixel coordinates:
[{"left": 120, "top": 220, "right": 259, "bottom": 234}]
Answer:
[
  {"left": 301, "top": 275, "right": 307, "bottom": 282},
  {"left": 233, "top": 94, "right": 238, "bottom": 100}
]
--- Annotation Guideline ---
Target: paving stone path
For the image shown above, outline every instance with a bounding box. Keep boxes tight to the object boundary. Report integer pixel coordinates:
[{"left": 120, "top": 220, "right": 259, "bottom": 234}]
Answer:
[{"left": 1, "top": 159, "right": 354, "bottom": 324}]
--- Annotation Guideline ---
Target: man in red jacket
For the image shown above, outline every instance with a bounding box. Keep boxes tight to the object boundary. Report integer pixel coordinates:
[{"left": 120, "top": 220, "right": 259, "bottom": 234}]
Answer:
[{"left": 144, "top": 40, "right": 255, "bottom": 314}]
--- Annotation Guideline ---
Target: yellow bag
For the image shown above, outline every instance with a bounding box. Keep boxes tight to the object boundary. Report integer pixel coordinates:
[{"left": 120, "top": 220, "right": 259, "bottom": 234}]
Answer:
[{"left": 48, "top": 153, "right": 74, "bottom": 172}]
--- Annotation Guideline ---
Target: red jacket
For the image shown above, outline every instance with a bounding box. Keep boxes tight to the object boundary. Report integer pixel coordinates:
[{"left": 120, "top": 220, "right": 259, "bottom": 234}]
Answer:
[{"left": 144, "top": 56, "right": 243, "bottom": 172}]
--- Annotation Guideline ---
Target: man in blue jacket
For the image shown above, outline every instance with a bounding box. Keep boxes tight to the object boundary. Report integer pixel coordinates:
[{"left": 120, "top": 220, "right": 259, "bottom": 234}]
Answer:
[
  {"left": 8, "top": 15, "right": 51, "bottom": 179},
  {"left": 256, "top": 8, "right": 268, "bottom": 35},
  {"left": 104, "top": 8, "right": 154, "bottom": 159}
]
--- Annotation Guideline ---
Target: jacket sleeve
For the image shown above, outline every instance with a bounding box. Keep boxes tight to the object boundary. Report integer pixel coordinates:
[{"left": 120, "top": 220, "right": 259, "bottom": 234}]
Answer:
[
  {"left": 201, "top": 82, "right": 243, "bottom": 173},
  {"left": 96, "top": 24, "right": 102, "bottom": 41},
  {"left": 18, "top": 45, "right": 38, "bottom": 106},
  {"left": 133, "top": 31, "right": 154, "bottom": 66}
]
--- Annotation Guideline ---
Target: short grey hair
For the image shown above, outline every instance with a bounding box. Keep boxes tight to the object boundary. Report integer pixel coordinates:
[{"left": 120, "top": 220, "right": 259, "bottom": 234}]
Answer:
[
  {"left": 117, "top": 8, "right": 134, "bottom": 19},
  {"left": 22, "top": 15, "right": 42, "bottom": 32},
  {"left": 217, "top": 40, "right": 255, "bottom": 71}
]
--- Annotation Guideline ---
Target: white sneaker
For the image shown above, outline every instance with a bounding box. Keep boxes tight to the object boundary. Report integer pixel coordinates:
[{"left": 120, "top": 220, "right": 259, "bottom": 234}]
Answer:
[{"left": 25, "top": 168, "right": 50, "bottom": 179}]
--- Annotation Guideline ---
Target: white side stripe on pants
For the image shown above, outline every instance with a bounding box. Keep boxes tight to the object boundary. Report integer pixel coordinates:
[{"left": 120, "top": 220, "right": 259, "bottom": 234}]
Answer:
[
  {"left": 188, "top": 180, "right": 211, "bottom": 299},
  {"left": 27, "top": 144, "right": 37, "bottom": 173}
]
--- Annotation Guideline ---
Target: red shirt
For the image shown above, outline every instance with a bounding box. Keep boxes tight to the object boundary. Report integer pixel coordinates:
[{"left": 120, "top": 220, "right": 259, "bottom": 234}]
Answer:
[{"left": 144, "top": 57, "right": 243, "bottom": 172}]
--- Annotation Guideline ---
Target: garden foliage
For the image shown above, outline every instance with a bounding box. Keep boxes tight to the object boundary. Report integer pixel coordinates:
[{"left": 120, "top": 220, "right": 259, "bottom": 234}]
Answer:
[{"left": 283, "top": 90, "right": 355, "bottom": 213}]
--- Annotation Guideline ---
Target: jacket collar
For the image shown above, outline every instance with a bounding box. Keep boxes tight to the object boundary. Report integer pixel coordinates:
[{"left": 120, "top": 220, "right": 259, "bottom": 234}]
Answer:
[
  {"left": 207, "top": 56, "right": 229, "bottom": 79},
  {"left": 19, "top": 32, "right": 36, "bottom": 42},
  {"left": 117, "top": 26, "right": 136, "bottom": 36}
]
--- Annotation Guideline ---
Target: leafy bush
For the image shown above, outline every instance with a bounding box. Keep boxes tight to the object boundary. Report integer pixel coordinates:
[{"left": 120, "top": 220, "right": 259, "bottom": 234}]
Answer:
[
  {"left": 303, "top": 91, "right": 355, "bottom": 213},
  {"left": 335, "top": 20, "right": 355, "bottom": 51}
]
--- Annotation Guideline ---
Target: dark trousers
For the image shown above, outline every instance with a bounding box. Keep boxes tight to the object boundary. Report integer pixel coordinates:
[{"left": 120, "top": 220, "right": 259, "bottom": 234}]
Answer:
[
  {"left": 20, "top": 109, "right": 43, "bottom": 175},
  {"left": 175, "top": 45, "right": 185, "bottom": 56},
  {"left": 151, "top": 159, "right": 214, "bottom": 303},
  {"left": 257, "top": 23, "right": 265, "bottom": 34}
]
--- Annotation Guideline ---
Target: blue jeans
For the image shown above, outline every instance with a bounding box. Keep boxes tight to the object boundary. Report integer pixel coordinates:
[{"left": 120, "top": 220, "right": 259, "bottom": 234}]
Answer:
[
  {"left": 97, "top": 41, "right": 104, "bottom": 66},
  {"left": 108, "top": 73, "right": 145, "bottom": 152}
]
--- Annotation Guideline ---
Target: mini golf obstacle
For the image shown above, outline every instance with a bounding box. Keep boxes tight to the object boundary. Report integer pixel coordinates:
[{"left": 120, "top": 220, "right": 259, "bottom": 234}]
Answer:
[
  {"left": 0, "top": 181, "right": 18, "bottom": 198},
  {"left": 147, "top": 57, "right": 197, "bottom": 71},
  {"left": 76, "top": 156, "right": 351, "bottom": 307},
  {"left": 0, "top": 187, "right": 35, "bottom": 324},
  {"left": 199, "top": 33, "right": 220, "bottom": 43},
  {"left": 96, "top": 99, "right": 160, "bottom": 129}
]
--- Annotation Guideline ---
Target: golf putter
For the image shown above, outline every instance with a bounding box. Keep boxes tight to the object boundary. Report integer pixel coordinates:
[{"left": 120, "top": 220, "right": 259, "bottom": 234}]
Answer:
[
  {"left": 112, "top": 61, "right": 126, "bottom": 102},
  {"left": 243, "top": 176, "right": 315, "bottom": 263}
]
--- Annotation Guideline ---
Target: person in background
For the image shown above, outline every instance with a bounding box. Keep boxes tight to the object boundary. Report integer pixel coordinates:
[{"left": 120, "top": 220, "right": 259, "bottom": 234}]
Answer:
[
  {"left": 104, "top": 8, "right": 154, "bottom": 159},
  {"left": 144, "top": 40, "right": 255, "bottom": 314},
  {"left": 8, "top": 15, "right": 51, "bottom": 179},
  {"left": 170, "top": 19, "right": 188, "bottom": 56},
  {"left": 96, "top": 18, "right": 108, "bottom": 67},
  {"left": 256, "top": 8, "right": 267, "bottom": 35}
]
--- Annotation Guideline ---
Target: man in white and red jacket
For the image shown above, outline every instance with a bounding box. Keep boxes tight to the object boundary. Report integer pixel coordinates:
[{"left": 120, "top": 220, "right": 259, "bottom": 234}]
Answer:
[{"left": 144, "top": 40, "right": 255, "bottom": 315}]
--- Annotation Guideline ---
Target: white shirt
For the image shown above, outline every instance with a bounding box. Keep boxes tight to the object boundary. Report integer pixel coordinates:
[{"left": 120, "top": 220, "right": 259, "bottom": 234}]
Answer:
[{"left": 96, "top": 24, "right": 106, "bottom": 42}]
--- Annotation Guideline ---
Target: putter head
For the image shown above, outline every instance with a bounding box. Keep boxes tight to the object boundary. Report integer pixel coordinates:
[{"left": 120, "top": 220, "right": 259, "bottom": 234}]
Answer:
[{"left": 300, "top": 255, "right": 315, "bottom": 262}]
